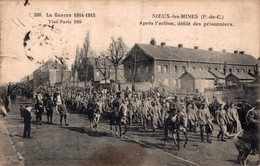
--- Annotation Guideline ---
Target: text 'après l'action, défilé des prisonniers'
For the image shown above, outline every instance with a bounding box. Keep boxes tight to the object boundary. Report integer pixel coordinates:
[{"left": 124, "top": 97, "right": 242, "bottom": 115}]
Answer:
[{"left": 139, "top": 14, "right": 234, "bottom": 27}]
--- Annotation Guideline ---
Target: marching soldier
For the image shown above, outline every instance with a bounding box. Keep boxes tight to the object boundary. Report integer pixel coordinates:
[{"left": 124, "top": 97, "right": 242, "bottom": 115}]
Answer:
[
  {"left": 198, "top": 103, "right": 214, "bottom": 143},
  {"left": 216, "top": 102, "right": 228, "bottom": 141}
]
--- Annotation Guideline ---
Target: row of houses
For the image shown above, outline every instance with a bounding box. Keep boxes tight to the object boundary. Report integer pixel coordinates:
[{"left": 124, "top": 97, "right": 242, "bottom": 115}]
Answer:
[
  {"left": 21, "top": 58, "right": 125, "bottom": 87},
  {"left": 21, "top": 38, "right": 259, "bottom": 93}
]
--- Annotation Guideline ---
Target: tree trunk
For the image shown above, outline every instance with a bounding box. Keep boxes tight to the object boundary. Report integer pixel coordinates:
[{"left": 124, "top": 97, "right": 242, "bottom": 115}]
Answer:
[{"left": 114, "top": 65, "right": 118, "bottom": 83}]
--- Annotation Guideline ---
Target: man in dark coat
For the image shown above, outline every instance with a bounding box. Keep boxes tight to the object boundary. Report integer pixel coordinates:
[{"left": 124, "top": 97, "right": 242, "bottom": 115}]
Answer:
[
  {"left": 58, "top": 102, "right": 69, "bottom": 126},
  {"left": 241, "top": 101, "right": 260, "bottom": 155},
  {"left": 45, "top": 95, "right": 54, "bottom": 124},
  {"left": 20, "top": 105, "right": 27, "bottom": 121},
  {"left": 23, "top": 106, "right": 32, "bottom": 139}
]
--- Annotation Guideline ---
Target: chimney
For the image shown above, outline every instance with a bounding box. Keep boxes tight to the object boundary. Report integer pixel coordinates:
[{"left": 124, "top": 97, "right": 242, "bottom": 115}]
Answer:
[
  {"left": 222, "top": 49, "right": 226, "bottom": 53},
  {"left": 178, "top": 44, "right": 183, "bottom": 48},
  {"left": 150, "top": 38, "right": 156, "bottom": 46},
  {"left": 194, "top": 46, "right": 199, "bottom": 49},
  {"left": 161, "top": 42, "right": 166, "bottom": 47},
  {"left": 208, "top": 47, "right": 213, "bottom": 51},
  {"left": 239, "top": 51, "right": 245, "bottom": 55},
  {"left": 234, "top": 50, "right": 238, "bottom": 54}
]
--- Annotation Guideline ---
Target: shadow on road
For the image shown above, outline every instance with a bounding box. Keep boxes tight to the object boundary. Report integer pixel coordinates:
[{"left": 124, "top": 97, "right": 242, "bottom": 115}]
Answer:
[{"left": 60, "top": 126, "right": 111, "bottom": 137}]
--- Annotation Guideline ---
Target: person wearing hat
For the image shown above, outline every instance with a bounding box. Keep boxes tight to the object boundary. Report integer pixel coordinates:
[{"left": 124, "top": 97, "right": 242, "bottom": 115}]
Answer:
[
  {"left": 216, "top": 101, "right": 228, "bottom": 141},
  {"left": 45, "top": 95, "right": 54, "bottom": 124},
  {"left": 23, "top": 106, "right": 32, "bottom": 139},
  {"left": 35, "top": 93, "right": 44, "bottom": 125},
  {"left": 198, "top": 103, "right": 213, "bottom": 143},
  {"left": 241, "top": 100, "right": 260, "bottom": 155},
  {"left": 58, "top": 101, "right": 69, "bottom": 126}
]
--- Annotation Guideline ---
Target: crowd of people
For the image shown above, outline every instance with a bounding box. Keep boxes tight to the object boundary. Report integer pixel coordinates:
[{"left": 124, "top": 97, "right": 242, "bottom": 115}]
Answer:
[{"left": 0, "top": 83, "right": 259, "bottom": 159}]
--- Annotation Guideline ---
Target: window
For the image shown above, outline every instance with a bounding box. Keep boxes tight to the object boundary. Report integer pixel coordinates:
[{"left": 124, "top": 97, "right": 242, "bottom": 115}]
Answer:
[
  {"left": 137, "top": 67, "right": 140, "bottom": 74},
  {"left": 237, "top": 69, "right": 239, "bottom": 73},
  {"left": 163, "top": 65, "right": 168, "bottom": 73},
  {"left": 199, "top": 67, "right": 203, "bottom": 71},
  {"left": 241, "top": 69, "right": 244, "bottom": 73},
  {"left": 96, "top": 71, "right": 100, "bottom": 76},
  {"left": 192, "top": 67, "right": 196, "bottom": 71},
  {"left": 174, "top": 66, "right": 178, "bottom": 72},
  {"left": 145, "top": 66, "right": 149, "bottom": 73},
  {"left": 164, "top": 79, "right": 169, "bottom": 86},
  {"left": 215, "top": 68, "right": 218, "bottom": 70},
  {"left": 208, "top": 67, "right": 211, "bottom": 70},
  {"left": 158, "top": 65, "right": 162, "bottom": 73},
  {"left": 248, "top": 69, "right": 251, "bottom": 74},
  {"left": 182, "top": 66, "right": 186, "bottom": 73},
  {"left": 229, "top": 68, "right": 232, "bottom": 73},
  {"left": 173, "top": 79, "right": 178, "bottom": 87}
]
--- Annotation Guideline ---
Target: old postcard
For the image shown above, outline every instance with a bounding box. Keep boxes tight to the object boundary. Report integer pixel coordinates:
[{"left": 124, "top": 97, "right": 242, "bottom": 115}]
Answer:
[{"left": 0, "top": 0, "right": 259, "bottom": 166}]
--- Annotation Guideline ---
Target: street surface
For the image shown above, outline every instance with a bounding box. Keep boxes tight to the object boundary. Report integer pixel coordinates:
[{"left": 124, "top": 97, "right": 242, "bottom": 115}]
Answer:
[{"left": 0, "top": 98, "right": 259, "bottom": 166}]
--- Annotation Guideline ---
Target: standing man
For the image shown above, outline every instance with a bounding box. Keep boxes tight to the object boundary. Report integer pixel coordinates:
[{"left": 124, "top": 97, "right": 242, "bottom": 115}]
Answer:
[
  {"left": 35, "top": 93, "right": 44, "bottom": 125},
  {"left": 23, "top": 106, "right": 32, "bottom": 139},
  {"left": 45, "top": 95, "right": 54, "bottom": 124},
  {"left": 198, "top": 103, "right": 213, "bottom": 143},
  {"left": 216, "top": 102, "right": 228, "bottom": 141},
  {"left": 58, "top": 102, "right": 69, "bottom": 126},
  {"left": 243, "top": 101, "right": 260, "bottom": 155}
]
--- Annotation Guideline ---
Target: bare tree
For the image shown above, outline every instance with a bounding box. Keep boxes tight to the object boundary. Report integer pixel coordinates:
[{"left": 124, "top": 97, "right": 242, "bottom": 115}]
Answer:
[
  {"left": 72, "top": 32, "right": 93, "bottom": 87},
  {"left": 71, "top": 46, "right": 80, "bottom": 86},
  {"left": 107, "top": 37, "right": 128, "bottom": 83}
]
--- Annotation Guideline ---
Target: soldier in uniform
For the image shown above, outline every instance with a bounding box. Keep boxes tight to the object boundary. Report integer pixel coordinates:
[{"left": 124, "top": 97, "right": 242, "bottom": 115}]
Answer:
[
  {"left": 58, "top": 102, "right": 69, "bottom": 126},
  {"left": 35, "top": 93, "right": 44, "bottom": 125},
  {"left": 198, "top": 103, "right": 214, "bottom": 143},
  {"left": 23, "top": 106, "right": 32, "bottom": 139},
  {"left": 216, "top": 102, "right": 228, "bottom": 141},
  {"left": 241, "top": 100, "right": 260, "bottom": 155},
  {"left": 45, "top": 95, "right": 54, "bottom": 124}
]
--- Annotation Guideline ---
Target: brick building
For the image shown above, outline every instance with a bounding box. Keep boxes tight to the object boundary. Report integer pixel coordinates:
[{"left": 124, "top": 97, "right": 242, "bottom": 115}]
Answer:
[{"left": 122, "top": 39, "right": 258, "bottom": 91}]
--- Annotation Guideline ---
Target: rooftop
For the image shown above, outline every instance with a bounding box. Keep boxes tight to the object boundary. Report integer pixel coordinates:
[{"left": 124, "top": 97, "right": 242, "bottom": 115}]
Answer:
[
  {"left": 180, "top": 70, "right": 216, "bottom": 79},
  {"left": 208, "top": 70, "right": 226, "bottom": 79},
  {"left": 226, "top": 72, "right": 255, "bottom": 80},
  {"left": 127, "top": 43, "right": 257, "bottom": 65}
]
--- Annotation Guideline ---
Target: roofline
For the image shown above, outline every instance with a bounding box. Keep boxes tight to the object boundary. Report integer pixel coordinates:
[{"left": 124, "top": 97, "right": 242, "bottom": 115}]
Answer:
[
  {"left": 226, "top": 73, "right": 255, "bottom": 80},
  {"left": 134, "top": 43, "right": 257, "bottom": 65},
  {"left": 179, "top": 71, "right": 215, "bottom": 79},
  {"left": 137, "top": 43, "right": 255, "bottom": 57},
  {"left": 152, "top": 58, "right": 257, "bottom": 66},
  {"left": 122, "top": 44, "right": 155, "bottom": 64}
]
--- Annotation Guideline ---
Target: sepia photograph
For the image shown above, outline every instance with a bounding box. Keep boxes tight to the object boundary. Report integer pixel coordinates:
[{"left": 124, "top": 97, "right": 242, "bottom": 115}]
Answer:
[{"left": 0, "top": 0, "right": 259, "bottom": 166}]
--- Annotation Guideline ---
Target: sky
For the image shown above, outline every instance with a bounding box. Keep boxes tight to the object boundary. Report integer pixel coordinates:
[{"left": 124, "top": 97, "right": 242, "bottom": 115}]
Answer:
[{"left": 0, "top": 0, "right": 259, "bottom": 84}]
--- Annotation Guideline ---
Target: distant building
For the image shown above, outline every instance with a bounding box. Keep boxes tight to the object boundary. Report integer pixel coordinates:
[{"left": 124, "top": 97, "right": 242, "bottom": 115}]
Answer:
[
  {"left": 122, "top": 39, "right": 258, "bottom": 91},
  {"left": 179, "top": 70, "right": 215, "bottom": 93},
  {"left": 78, "top": 57, "right": 125, "bottom": 85},
  {"left": 225, "top": 73, "right": 255, "bottom": 85},
  {"left": 33, "top": 59, "right": 71, "bottom": 86}
]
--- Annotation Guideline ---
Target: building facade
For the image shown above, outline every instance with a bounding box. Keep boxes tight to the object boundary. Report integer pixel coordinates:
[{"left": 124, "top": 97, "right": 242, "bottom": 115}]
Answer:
[
  {"left": 33, "top": 59, "right": 71, "bottom": 86},
  {"left": 122, "top": 39, "right": 258, "bottom": 91}
]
